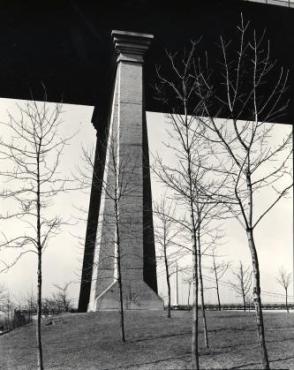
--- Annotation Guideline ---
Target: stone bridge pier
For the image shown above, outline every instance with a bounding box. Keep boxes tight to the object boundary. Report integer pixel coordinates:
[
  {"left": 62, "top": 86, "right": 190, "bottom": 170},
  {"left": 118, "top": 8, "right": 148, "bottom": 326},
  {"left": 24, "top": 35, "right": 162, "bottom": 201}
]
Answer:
[{"left": 83, "top": 30, "right": 163, "bottom": 311}]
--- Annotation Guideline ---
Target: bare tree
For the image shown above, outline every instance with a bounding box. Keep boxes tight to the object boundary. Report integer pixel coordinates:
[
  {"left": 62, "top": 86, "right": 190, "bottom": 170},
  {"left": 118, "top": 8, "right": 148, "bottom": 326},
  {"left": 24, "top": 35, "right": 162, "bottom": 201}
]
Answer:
[
  {"left": 231, "top": 261, "right": 252, "bottom": 311},
  {"left": 80, "top": 127, "right": 139, "bottom": 343},
  {"left": 52, "top": 282, "right": 73, "bottom": 313},
  {"left": 0, "top": 284, "right": 6, "bottom": 306},
  {"left": 24, "top": 290, "right": 37, "bottom": 321},
  {"left": 154, "top": 46, "right": 203, "bottom": 367},
  {"left": 210, "top": 249, "right": 229, "bottom": 311},
  {"left": 191, "top": 16, "right": 292, "bottom": 369},
  {"left": 182, "top": 253, "right": 210, "bottom": 349},
  {"left": 0, "top": 286, "right": 11, "bottom": 331},
  {"left": 154, "top": 197, "right": 184, "bottom": 318},
  {"left": 0, "top": 292, "right": 15, "bottom": 331},
  {"left": 0, "top": 94, "right": 72, "bottom": 369},
  {"left": 154, "top": 14, "right": 292, "bottom": 367},
  {"left": 96, "top": 131, "right": 125, "bottom": 342},
  {"left": 194, "top": 197, "right": 226, "bottom": 349},
  {"left": 154, "top": 42, "right": 229, "bottom": 367},
  {"left": 183, "top": 274, "right": 193, "bottom": 309},
  {"left": 277, "top": 268, "right": 291, "bottom": 313}
]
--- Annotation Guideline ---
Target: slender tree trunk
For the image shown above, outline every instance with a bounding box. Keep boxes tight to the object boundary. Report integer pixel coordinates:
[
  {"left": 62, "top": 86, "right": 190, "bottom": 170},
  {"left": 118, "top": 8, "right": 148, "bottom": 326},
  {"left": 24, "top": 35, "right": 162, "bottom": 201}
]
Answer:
[
  {"left": 192, "top": 245, "right": 199, "bottom": 370},
  {"left": 197, "top": 228, "right": 209, "bottom": 348},
  {"left": 247, "top": 229, "right": 270, "bottom": 370},
  {"left": 215, "top": 278, "right": 221, "bottom": 311},
  {"left": 190, "top": 204, "right": 199, "bottom": 369},
  {"left": 36, "top": 250, "right": 44, "bottom": 370},
  {"left": 167, "top": 274, "right": 171, "bottom": 318},
  {"left": 36, "top": 157, "right": 44, "bottom": 370},
  {"left": 246, "top": 169, "right": 269, "bottom": 369},
  {"left": 117, "top": 254, "right": 126, "bottom": 342},
  {"left": 176, "top": 263, "right": 179, "bottom": 307},
  {"left": 240, "top": 264, "right": 246, "bottom": 312},
  {"left": 212, "top": 255, "right": 221, "bottom": 311},
  {"left": 285, "top": 288, "right": 289, "bottom": 313},
  {"left": 242, "top": 293, "right": 246, "bottom": 312},
  {"left": 115, "top": 200, "right": 126, "bottom": 343},
  {"left": 187, "top": 283, "right": 191, "bottom": 309},
  {"left": 164, "top": 246, "right": 171, "bottom": 318}
]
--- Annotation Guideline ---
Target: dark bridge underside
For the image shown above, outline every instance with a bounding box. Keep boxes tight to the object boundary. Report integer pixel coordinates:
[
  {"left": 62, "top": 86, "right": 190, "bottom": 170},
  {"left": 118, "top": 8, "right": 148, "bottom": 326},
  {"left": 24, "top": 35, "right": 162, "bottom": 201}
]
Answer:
[{"left": 0, "top": 0, "right": 294, "bottom": 124}]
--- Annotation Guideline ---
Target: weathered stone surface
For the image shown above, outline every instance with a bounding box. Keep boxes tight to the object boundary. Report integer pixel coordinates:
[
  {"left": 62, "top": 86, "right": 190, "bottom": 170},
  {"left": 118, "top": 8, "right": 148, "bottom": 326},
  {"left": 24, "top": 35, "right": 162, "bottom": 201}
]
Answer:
[{"left": 96, "top": 280, "right": 163, "bottom": 311}]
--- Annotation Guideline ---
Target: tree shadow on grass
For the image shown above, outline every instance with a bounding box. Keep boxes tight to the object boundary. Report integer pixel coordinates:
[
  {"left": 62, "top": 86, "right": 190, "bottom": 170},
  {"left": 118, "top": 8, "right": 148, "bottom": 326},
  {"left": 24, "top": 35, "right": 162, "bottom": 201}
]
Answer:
[
  {"left": 129, "top": 325, "right": 255, "bottom": 344},
  {"left": 228, "top": 362, "right": 262, "bottom": 369},
  {"left": 271, "top": 354, "right": 294, "bottom": 365},
  {"left": 212, "top": 314, "right": 253, "bottom": 320},
  {"left": 227, "top": 354, "right": 294, "bottom": 369},
  {"left": 101, "top": 353, "right": 191, "bottom": 370},
  {"left": 267, "top": 336, "right": 294, "bottom": 344},
  {"left": 99, "top": 342, "right": 294, "bottom": 370},
  {"left": 128, "top": 331, "right": 191, "bottom": 343},
  {"left": 101, "top": 350, "right": 294, "bottom": 370},
  {"left": 124, "top": 330, "right": 294, "bottom": 370},
  {"left": 211, "top": 335, "right": 294, "bottom": 354},
  {"left": 210, "top": 326, "right": 256, "bottom": 334},
  {"left": 128, "top": 323, "right": 289, "bottom": 345}
]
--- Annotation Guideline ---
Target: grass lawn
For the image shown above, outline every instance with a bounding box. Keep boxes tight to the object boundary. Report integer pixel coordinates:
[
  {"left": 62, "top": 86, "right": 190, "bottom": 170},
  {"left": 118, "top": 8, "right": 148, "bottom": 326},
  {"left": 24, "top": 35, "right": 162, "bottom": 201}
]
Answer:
[{"left": 0, "top": 310, "right": 293, "bottom": 369}]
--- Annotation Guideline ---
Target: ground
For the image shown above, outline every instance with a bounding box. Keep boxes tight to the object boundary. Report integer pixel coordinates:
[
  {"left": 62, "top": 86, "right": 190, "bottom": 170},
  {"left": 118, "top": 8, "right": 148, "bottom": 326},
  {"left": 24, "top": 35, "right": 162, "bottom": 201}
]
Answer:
[{"left": 0, "top": 310, "right": 293, "bottom": 369}]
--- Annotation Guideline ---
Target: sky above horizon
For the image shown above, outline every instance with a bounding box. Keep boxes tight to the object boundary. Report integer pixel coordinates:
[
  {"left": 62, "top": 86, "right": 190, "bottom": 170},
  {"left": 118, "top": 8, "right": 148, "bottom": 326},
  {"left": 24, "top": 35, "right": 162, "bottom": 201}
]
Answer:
[{"left": 0, "top": 98, "right": 292, "bottom": 308}]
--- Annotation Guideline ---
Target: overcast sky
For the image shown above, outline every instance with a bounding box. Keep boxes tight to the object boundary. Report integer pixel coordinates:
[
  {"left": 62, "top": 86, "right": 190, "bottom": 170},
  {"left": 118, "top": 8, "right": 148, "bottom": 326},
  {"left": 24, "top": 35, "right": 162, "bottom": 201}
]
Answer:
[{"left": 0, "top": 98, "right": 292, "bottom": 308}]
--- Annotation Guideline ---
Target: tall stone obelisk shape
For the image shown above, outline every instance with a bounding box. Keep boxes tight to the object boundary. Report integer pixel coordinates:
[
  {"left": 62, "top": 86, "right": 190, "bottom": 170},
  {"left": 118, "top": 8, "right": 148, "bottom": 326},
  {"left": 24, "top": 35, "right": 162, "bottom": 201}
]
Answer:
[{"left": 89, "top": 31, "right": 162, "bottom": 310}]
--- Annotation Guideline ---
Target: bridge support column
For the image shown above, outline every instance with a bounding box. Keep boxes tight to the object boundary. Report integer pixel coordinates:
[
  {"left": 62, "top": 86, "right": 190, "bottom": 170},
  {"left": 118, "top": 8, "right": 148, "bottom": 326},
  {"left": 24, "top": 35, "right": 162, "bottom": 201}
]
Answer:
[{"left": 88, "top": 30, "right": 162, "bottom": 310}]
